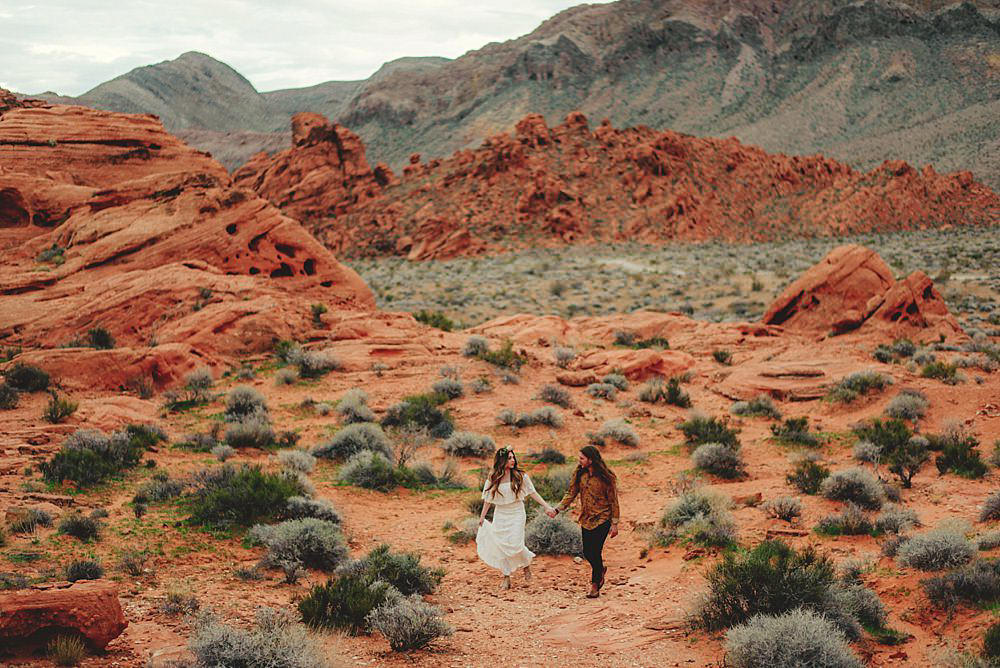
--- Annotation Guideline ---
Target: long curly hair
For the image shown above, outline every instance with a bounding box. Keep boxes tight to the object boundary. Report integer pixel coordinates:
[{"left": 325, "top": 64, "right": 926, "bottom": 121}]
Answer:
[
  {"left": 486, "top": 447, "right": 524, "bottom": 498},
  {"left": 573, "top": 445, "right": 617, "bottom": 488}
]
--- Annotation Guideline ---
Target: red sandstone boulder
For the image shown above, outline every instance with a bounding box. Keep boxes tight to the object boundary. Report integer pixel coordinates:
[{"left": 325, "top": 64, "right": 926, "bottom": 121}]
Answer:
[
  {"left": 762, "top": 245, "right": 963, "bottom": 340},
  {"left": 575, "top": 349, "right": 695, "bottom": 381},
  {"left": 0, "top": 580, "right": 127, "bottom": 650}
]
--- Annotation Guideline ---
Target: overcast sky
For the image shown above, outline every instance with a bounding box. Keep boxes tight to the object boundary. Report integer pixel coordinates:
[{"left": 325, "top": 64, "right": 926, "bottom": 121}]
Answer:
[{"left": 0, "top": 1, "right": 610, "bottom": 96}]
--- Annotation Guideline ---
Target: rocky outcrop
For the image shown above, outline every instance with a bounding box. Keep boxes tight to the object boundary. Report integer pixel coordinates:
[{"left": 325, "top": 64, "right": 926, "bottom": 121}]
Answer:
[
  {"left": 0, "top": 580, "right": 127, "bottom": 650},
  {"left": 0, "top": 94, "right": 373, "bottom": 387},
  {"left": 232, "top": 112, "right": 391, "bottom": 222},
  {"left": 762, "top": 244, "right": 963, "bottom": 340},
  {"left": 292, "top": 113, "right": 998, "bottom": 260}
]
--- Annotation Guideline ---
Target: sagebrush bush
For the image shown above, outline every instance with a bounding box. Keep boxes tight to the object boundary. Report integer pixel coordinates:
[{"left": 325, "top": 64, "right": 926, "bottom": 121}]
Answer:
[
  {"left": 922, "top": 559, "right": 1000, "bottom": 609},
  {"left": 724, "top": 609, "right": 862, "bottom": 668},
  {"left": 984, "top": 621, "right": 1000, "bottom": 662},
  {"left": 368, "top": 595, "right": 453, "bottom": 652},
  {"left": 41, "top": 426, "right": 158, "bottom": 486},
  {"left": 553, "top": 346, "right": 576, "bottom": 368},
  {"left": 853, "top": 440, "right": 881, "bottom": 465},
  {"left": 431, "top": 378, "right": 464, "bottom": 400},
  {"left": 498, "top": 406, "right": 564, "bottom": 429},
  {"left": 770, "top": 417, "right": 818, "bottom": 446},
  {"left": 934, "top": 423, "right": 988, "bottom": 478},
  {"left": 533, "top": 467, "right": 574, "bottom": 503},
  {"left": 190, "top": 607, "right": 329, "bottom": 667},
  {"left": 696, "top": 540, "right": 836, "bottom": 631},
  {"left": 5, "top": 363, "right": 50, "bottom": 392},
  {"left": 381, "top": 393, "right": 454, "bottom": 438},
  {"left": 978, "top": 532, "right": 1000, "bottom": 551},
  {"left": 525, "top": 513, "right": 583, "bottom": 555},
  {"left": 885, "top": 392, "right": 929, "bottom": 420},
  {"left": 58, "top": 513, "right": 100, "bottom": 541},
  {"left": 441, "top": 431, "right": 494, "bottom": 458},
  {"left": 43, "top": 393, "right": 78, "bottom": 424},
  {"left": 251, "top": 518, "right": 348, "bottom": 573},
  {"left": 639, "top": 377, "right": 691, "bottom": 407},
  {"left": 335, "top": 388, "right": 375, "bottom": 424},
  {"left": 586, "top": 382, "right": 618, "bottom": 400},
  {"left": 874, "top": 504, "right": 920, "bottom": 534},
  {"left": 189, "top": 464, "right": 305, "bottom": 528},
  {"left": 341, "top": 544, "right": 443, "bottom": 596},
  {"left": 596, "top": 418, "right": 639, "bottom": 447},
  {"left": 981, "top": 491, "right": 1000, "bottom": 522},
  {"left": 65, "top": 559, "right": 103, "bottom": 582},
  {"left": 134, "top": 473, "right": 184, "bottom": 503},
  {"left": 119, "top": 550, "right": 148, "bottom": 576},
  {"left": 275, "top": 368, "right": 298, "bottom": 385},
  {"left": 225, "top": 385, "right": 268, "bottom": 420},
  {"left": 211, "top": 444, "right": 236, "bottom": 462},
  {"left": 731, "top": 395, "right": 781, "bottom": 420},
  {"left": 338, "top": 451, "right": 400, "bottom": 491},
  {"left": 300, "top": 575, "right": 400, "bottom": 634},
  {"left": 821, "top": 468, "right": 884, "bottom": 510},
  {"left": 897, "top": 526, "right": 976, "bottom": 571},
  {"left": 658, "top": 489, "right": 736, "bottom": 548},
  {"left": 224, "top": 412, "right": 275, "bottom": 449},
  {"left": 602, "top": 373, "right": 629, "bottom": 391},
  {"left": 462, "top": 335, "right": 489, "bottom": 357},
  {"left": 763, "top": 497, "right": 802, "bottom": 522},
  {"left": 816, "top": 504, "right": 873, "bottom": 536},
  {"left": 538, "top": 384, "right": 572, "bottom": 408},
  {"left": 0, "top": 382, "right": 18, "bottom": 409},
  {"left": 825, "top": 371, "right": 891, "bottom": 403},
  {"left": 9, "top": 507, "right": 53, "bottom": 533},
  {"left": 679, "top": 413, "right": 739, "bottom": 449},
  {"left": 285, "top": 496, "right": 341, "bottom": 524},
  {"left": 313, "top": 422, "right": 393, "bottom": 460},
  {"left": 470, "top": 377, "right": 492, "bottom": 394},
  {"left": 529, "top": 446, "right": 566, "bottom": 464},
  {"left": 297, "top": 349, "right": 340, "bottom": 378},
  {"left": 278, "top": 449, "right": 316, "bottom": 474},
  {"left": 692, "top": 442, "right": 745, "bottom": 479},
  {"left": 921, "top": 360, "right": 959, "bottom": 383}
]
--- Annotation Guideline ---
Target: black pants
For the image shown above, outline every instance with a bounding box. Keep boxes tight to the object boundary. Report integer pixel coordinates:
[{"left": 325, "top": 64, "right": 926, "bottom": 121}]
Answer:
[{"left": 581, "top": 520, "right": 611, "bottom": 584}]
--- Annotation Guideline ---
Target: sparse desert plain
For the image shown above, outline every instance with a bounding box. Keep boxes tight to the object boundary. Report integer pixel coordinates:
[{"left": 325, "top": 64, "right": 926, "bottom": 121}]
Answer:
[{"left": 2, "top": 76, "right": 1000, "bottom": 668}]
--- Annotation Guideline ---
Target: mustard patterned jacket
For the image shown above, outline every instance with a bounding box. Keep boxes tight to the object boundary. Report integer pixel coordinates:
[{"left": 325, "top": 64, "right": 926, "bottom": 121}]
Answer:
[{"left": 556, "top": 469, "right": 620, "bottom": 530}]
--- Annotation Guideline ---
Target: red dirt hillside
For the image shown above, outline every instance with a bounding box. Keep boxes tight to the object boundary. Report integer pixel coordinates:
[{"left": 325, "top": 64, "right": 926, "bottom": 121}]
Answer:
[
  {"left": 0, "top": 91, "right": 373, "bottom": 389},
  {"left": 236, "top": 111, "right": 1000, "bottom": 261}
]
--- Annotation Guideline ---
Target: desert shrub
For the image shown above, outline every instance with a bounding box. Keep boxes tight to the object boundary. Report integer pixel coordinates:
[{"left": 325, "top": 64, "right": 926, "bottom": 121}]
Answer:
[
  {"left": 658, "top": 489, "right": 736, "bottom": 548},
  {"left": 251, "top": 518, "right": 348, "bottom": 574},
  {"left": 119, "top": 550, "right": 148, "bottom": 576},
  {"left": 695, "top": 540, "right": 836, "bottom": 631},
  {"left": 525, "top": 513, "right": 582, "bottom": 555},
  {"left": 538, "top": 384, "right": 572, "bottom": 408},
  {"left": 713, "top": 349, "right": 733, "bottom": 365},
  {"left": 43, "top": 393, "right": 78, "bottom": 424},
  {"left": 679, "top": 414, "right": 739, "bottom": 449},
  {"left": 381, "top": 393, "right": 454, "bottom": 438},
  {"left": 210, "top": 444, "right": 236, "bottom": 462},
  {"left": 190, "top": 607, "right": 328, "bottom": 667},
  {"left": 477, "top": 339, "right": 527, "bottom": 370},
  {"left": 770, "top": 417, "right": 818, "bottom": 446},
  {"left": 65, "top": 559, "right": 103, "bottom": 582},
  {"left": 275, "top": 368, "right": 298, "bottom": 385},
  {"left": 0, "top": 572, "right": 29, "bottom": 589},
  {"left": 978, "top": 532, "right": 1000, "bottom": 551},
  {"left": 338, "top": 451, "right": 400, "bottom": 492},
  {"left": 313, "top": 422, "right": 393, "bottom": 460},
  {"left": 189, "top": 464, "right": 305, "bottom": 528},
  {"left": 470, "top": 377, "right": 491, "bottom": 394},
  {"left": 285, "top": 496, "right": 341, "bottom": 524},
  {"left": 984, "top": 622, "right": 1000, "bottom": 662},
  {"left": 41, "top": 427, "right": 153, "bottom": 486},
  {"left": 233, "top": 565, "right": 264, "bottom": 581},
  {"left": 299, "top": 575, "right": 400, "bottom": 634},
  {"left": 731, "top": 395, "right": 781, "bottom": 420},
  {"left": 413, "top": 309, "right": 454, "bottom": 331},
  {"left": 821, "top": 468, "right": 884, "bottom": 510},
  {"left": 763, "top": 497, "right": 802, "bottom": 522},
  {"left": 5, "top": 363, "right": 50, "bottom": 392},
  {"left": 639, "top": 377, "right": 691, "bottom": 407},
  {"left": 885, "top": 392, "right": 929, "bottom": 420},
  {"left": 368, "top": 595, "right": 453, "bottom": 652},
  {"left": 886, "top": 436, "right": 930, "bottom": 488},
  {"left": 297, "top": 349, "right": 340, "bottom": 378},
  {"left": 692, "top": 442, "right": 745, "bottom": 479},
  {"left": 58, "top": 513, "right": 100, "bottom": 541},
  {"left": 921, "top": 361, "right": 959, "bottom": 383},
  {"left": 529, "top": 447, "right": 566, "bottom": 464},
  {"left": 533, "top": 466, "right": 574, "bottom": 503},
  {"left": 853, "top": 418, "right": 911, "bottom": 457},
  {"left": 342, "top": 544, "right": 443, "bottom": 596},
  {"left": 134, "top": 473, "right": 184, "bottom": 503},
  {"left": 184, "top": 367, "right": 213, "bottom": 399},
  {"left": 85, "top": 326, "right": 115, "bottom": 349},
  {"left": 586, "top": 382, "right": 618, "bottom": 400},
  {"left": 431, "top": 378, "right": 464, "bottom": 401},
  {"left": 981, "top": 491, "right": 1000, "bottom": 522},
  {"left": 825, "top": 371, "right": 891, "bottom": 403},
  {"left": 724, "top": 609, "right": 862, "bottom": 668},
  {"left": 553, "top": 347, "right": 576, "bottom": 368},
  {"left": 0, "top": 382, "right": 17, "bottom": 409},
  {"left": 602, "top": 373, "right": 629, "bottom": 391},
  {"left": 875, "top": 504, "right": 920, "bottom": 534},
  {"left": 462, "top": 335, "right": 489, "bottom": 357},
  {"left": 224, "top": 412, "right": 275, "bottom": 449},
  {"left": 498, "top": 406, "right": 564, "bottom": 429},
  {"left": 47, "top": 634, "right": 86, "bottom": 667},
  {"left": 596, "top": 418, "right": 639, "bottom": 446},
  {"left": 897, "top": 527, "right": 976, "bottom": 571},
  {"left": 934, "top": 424, "right": 987, "bottom": 478},
  {"left": 278, "top": 449, "right": 316, "bottom": 474},
  {"left": 225, "top": 386, "right": 268, "bottom": 420},
  {"left": 816, "top": 504, "right": 874, "bottom": 536},
  {"left": 407, "top": 460, "right": 465, "bottom": 490},
  {"left": 331, "top": 388, "right": 372, "bottom": 424},
  {"left": 441, "top": 431, "right": 494, "bottom": 457},
  {"left": 9, "top": 508, "right": 53, "bottom": 533},
  {"left": 922, "top": 559, "right": 1000, "bottom": 608},
  {"left": 499, "top": 370, "right": 520, "bottom": 384}
]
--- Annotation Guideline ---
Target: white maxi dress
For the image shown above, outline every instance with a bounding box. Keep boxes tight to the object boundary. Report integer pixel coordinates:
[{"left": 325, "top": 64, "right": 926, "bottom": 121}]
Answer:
[{"left": 476, "top": 475, "right": 544, "bottom": 575}]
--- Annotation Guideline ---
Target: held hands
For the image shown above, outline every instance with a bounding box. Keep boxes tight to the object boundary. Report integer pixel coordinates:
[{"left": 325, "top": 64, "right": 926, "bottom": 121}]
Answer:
[
  {"left": 545, "top": 507, "right": 558, "bottom": 518},
  {"left": 609, "top": 524, "right": 619, "bottom": 539}
]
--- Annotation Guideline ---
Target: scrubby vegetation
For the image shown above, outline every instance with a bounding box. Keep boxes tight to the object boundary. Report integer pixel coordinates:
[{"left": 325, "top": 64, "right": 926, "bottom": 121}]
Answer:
[
  {"left": 821, "top": 468, "right": 884, "bottom": 510},
  {"left": 638, "top": 376, "right": 691, "bottom": 407},
  {"left": 763, "top": 497, "right": 802, "bottom": 522},
  {"left": 725, "top": 609, "right": 862, "bottom": 668},
  {"left": 679, "top": 414, "right": 740, "bottom": 450},
  {"left": 441, "top": 431, "right": 494, "bottom": 457},
  {"left": 692, "top": 442, "right": 746, "bottom": 479},
  {"left": 41, "top": 425, "right": 165, "bottom": 487},
  {"left": 896, "top": 526, "right": 976, "bottom": 571},
  {"left": 730, "top": 395, "right": 781, "bottom": 420},
  {"left": 250, "top": 518, "right": 348, "bottom": 576},
  {"left": 525, "top": 513, "right": 583, "bottom": 555},
  {"left": 770, "top": 417, "right": 819, "bottom": 447},
  {"left": 826, "top": 371, "right": 891, "bottom": 403},
  {"left": 787, "top": 455, "right": 830, "bottom": 494},
  {"left": 188, "top": 464, "right": 305, "bottom": 528},
  {"left": 368, "top": 595, "right": 453, "bottom": 651},
  {"left": 313, "top": 422, "right": 394, "bottom": 460},
  {"left": 932, "top": 423, "right": 987, "bottom": 478},
  {"left": 590, "top": 418, "right": 639, "bottom": 447},
  {"left": 4, "top": 363, "right": 50, "bottom": 392},
  {"left": 657, "top": 489, "right": 736, "bottom": 548},
  {"left": 497, "top": 406, "right": 564, "bottom": 429},
  {"left": 381, "top": 392, "right": 455, "bottom": 438},
  {"left": 189, "top": 608, "right": 328, "bottom": 667}
]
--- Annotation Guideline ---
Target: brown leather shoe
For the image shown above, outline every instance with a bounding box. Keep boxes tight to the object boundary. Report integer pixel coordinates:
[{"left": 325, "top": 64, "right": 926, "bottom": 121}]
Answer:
[
  {"left": 599, "top": 566, "right": 607, "bottom": 589},
  {"left": 586, "top": 585, "right": 600, "bottom": 598}
]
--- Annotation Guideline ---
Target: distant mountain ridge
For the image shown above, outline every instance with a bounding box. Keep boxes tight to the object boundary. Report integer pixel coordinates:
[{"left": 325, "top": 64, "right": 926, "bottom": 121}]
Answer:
[{"left": 33, "top": 0, "right": 1000, "bottom": 189}]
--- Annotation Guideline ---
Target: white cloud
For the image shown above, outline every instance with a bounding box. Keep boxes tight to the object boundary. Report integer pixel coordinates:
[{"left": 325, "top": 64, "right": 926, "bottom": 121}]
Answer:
[{"left": 1, "top": 0, "right": 612, "bottom": 95}]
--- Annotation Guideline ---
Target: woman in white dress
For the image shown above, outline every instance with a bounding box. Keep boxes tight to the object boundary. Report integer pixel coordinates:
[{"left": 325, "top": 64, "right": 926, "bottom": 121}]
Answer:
[{"left": 476, "top": 447, "right": 556, "bottom": 590}]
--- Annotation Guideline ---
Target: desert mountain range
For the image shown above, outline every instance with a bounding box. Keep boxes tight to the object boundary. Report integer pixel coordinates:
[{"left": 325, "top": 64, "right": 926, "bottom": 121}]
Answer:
[{"left": 31, "top": 0, "right": 1000, "bottom": 190}]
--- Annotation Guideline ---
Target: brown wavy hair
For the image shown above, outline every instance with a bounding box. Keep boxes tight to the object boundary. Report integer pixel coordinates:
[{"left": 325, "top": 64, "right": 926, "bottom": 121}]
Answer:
[
  {"left": 486, "top": 447, "right": 524, "bottom": 498},
  {"left": 573, "top": 445, "right": 617, "bottom": 488}
]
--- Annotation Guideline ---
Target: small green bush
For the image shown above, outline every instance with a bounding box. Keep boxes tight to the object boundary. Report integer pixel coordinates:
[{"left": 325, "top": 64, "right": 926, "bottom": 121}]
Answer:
[
  {"left": 41, "top": 427, "right": 156, "bottom": 487},
  {"left": 313, "top": 422, "right": 394, "bottom": 460},
  {"left": 763, "top": 497, "right": 802, "bottom": 522},
  {"left": 639, "top": 377, "right": 691, "bottom": 407},
  {"left": 225, "top": 386, "right": 268, "bottom": 420},
  {"left": 533, "top": 466, "right": 574, "bottom": 503},
  {"left": 342, "top": 544, "right": 443, "bottom": 595},
  {"left": 224, "top": 413, "right": 275, "bottom": 449},
  {"left": 441, "top": 431, "right": 494, "bottom": 457},
  {"left": 188, "top": 464, "right": 305, "bottom": 528},
  {"left": 477, "top": 339, "right": 527, "bottom": 370},
  {"left": 770, "top": 417, "right": 818, "bottom": 446},
  {"left": 284, "top": 496, "right": 341, "bottom": 524},
  {"left": 299, "top": 575, "right": 400, "bottom": 634},
  {"left": 981, "top": 491, "right": 1000, "bottom": 522},
  {"left": 713, "top": 349, "right": 733, "bottom": 365},
  {"left": 787, "top": 456, "right": 830, "bottom": 494},
  {"left": 381, "top": 393, "right": 454, "bottom": 438},
  {"left": 983, "top": 621, "right": 1000, "bottom": 662},
  {"left": 250, "top": 518, "right": 348, "bottom": 573},
  {"left": 586, "top": 382, "right": 617, "bottom": 400},
  {"left": 725, "top": 609, "right": 862, "bottom": 668},
  {"left": 42, "top": 392, "right": 78, "bottom": 424},
  {"left": 5, "top": 363, "right": 50, "bottom": 392},
  {"left": 338, "top": 451, "right": 400, "bottom": 492},
  {"left": 47, "top": 634, "right": 86, "bottom": 667},
  {"left": 934, "top": 424, "right": 987, "bottom": 478},
  {"left": 658, "top": 489, "right": 736, "bottom": 548},
  {"left": 134, "top": 473, "right": 184, "bottom": 503},
  {"left": 368, "top": 595, "right": 453, "bottom": 652},
  {"left": 528, "top": 447, "right": 566, "bottom": 464},
  {"left": 497, "top": 406, "right": 564, "bottom": 429},
  {"left": 692, "top": 442, "right": 745, "bottom": 479},
  {"left": 679, "top": 414, "right": 740, "bottom": 449},
  {"left": 0, "top": 382, "right": 18, "bottom": 409},
  {"left": 816, "top": 504, "right": 874, "bottom": 536},
  {"left": 9, "top": 508, "right": 53, "bottom": 533},
  {"left": 825, "top": 371, "right": 891, "bottom": 403},
  {"left": 921, "top": 361, "right": 959, "bottom": 382},
  {"left": 58, "top": 514, "right": 100, "bottom": 542},
  {"left": 65, "top": 559, "right": 104, "bottom": 581},
  {"left": 731, "top": 395, "right": 781, "bottom": 420},
  {"left": 537, "top": 384, "right": 572, "bottom": 408},
  {"left": 86, "top": 326, "right": 115, "bottom": 350},
  {"left": 413, "top": 310, "right": 455, "bottom": 331}
]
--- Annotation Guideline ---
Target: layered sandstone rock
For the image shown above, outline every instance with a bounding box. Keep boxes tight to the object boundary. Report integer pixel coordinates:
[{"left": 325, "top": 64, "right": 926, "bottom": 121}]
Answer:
[
  {"left": 0, "top": 580, "right": 127, "bottom": 650},
  {"left": 762, "top": 245, "right": 963, "bottom": 340},
  {"left": 240, "top": 112, "right": 999, "bottom": 260},
  {"left": 0, "top": 93, "right": 372, "bottom": 387}
]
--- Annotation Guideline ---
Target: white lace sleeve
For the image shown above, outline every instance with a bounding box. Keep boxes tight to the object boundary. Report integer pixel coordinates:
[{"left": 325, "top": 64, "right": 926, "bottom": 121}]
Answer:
[
  {"left": 521, "top": 474, "right": 545, "bottom": 504},
  {"left": 482, "top": 478, "right": 492, "bottom": 502}
]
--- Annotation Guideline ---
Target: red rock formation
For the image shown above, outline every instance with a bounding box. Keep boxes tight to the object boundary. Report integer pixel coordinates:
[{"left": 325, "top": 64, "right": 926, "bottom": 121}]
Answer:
[
  {"left": 0, "top": 93, "right": 373, "bottom": 387},
  {"left": 239, "top": 112, "right": 998, "bottom": 260},
  {"left": 0, "top": 580, "right": 127, "bottom": 650},
  {"left": 763, "top": 244, "right": 963, "bottom": 340},
  {"left": 232, "top": 112, "right": 391, "bottom": 222}
]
